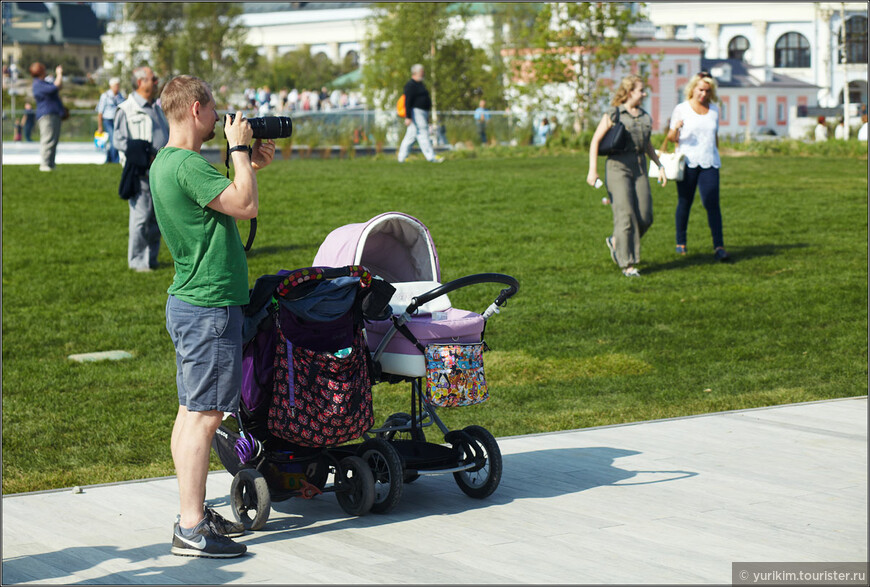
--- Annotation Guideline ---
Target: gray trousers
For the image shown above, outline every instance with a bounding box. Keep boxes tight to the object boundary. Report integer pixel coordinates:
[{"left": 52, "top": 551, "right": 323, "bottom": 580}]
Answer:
[
  {"left": 37, "top": 114, "right": 62, "bottom": 169},
  {"left": 128, "top": 177, "right": 161, "bottom": 270},
  {"left": 397, "top": 108, "right": 436, "bottom": 162},
  {"left": 605, "top": 152, "right": 653, "bottom": 268}
]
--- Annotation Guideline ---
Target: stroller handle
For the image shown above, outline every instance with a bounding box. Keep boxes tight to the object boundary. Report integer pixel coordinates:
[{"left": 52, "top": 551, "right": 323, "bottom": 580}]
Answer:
[{"left": 406, "top": 273, "right": 519, "bottom": 316}]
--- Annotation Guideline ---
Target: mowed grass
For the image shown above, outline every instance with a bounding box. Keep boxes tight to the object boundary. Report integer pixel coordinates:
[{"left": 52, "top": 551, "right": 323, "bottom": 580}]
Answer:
[{"left": 2, "top": 151, "right": 867, "bottom": 493}]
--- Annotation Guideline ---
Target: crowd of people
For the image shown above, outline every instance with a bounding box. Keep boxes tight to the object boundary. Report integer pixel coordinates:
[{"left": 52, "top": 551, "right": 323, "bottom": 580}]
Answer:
[{"left": 241, "top": 85, "right": 363, "bottom": 115}]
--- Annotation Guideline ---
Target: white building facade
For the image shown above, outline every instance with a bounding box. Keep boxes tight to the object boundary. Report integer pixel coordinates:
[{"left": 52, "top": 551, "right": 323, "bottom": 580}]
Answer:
[{"left": 645, "top": 2, "right": 868, "bottom": 110}]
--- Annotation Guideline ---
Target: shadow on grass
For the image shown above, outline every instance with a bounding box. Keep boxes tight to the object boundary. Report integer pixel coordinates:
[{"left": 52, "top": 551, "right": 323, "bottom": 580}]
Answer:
[{"left": 642, "top": 242, "right": 811, "bottom": 275}]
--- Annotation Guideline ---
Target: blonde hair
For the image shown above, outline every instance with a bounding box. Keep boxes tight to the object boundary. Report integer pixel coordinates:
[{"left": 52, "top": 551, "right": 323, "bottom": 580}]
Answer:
[
  {"left": 611, "top": 75, "right": 644, "bottom": 106},
  {"left": 684, "top": 72, "right": 719, "bottom": 103},
  {"left": 160, "top": 75, "right": 213, "bottom": 123}
]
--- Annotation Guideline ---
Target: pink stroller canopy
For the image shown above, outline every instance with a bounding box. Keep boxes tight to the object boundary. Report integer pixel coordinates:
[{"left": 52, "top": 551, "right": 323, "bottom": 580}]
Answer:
[{"left": 313, "top": 212, "right": 441, "bottom": 283}]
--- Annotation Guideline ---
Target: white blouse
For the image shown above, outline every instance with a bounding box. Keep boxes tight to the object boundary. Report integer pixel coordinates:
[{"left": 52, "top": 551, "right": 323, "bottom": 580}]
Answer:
[{"left": 670, "top": 101, "right": 721, "bottom": 169}]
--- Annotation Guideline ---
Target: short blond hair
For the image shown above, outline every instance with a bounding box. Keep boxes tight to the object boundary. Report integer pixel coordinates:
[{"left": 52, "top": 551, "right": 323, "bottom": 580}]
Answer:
[
  {"left": 160, "top": 75, "right": 213, "bottom": 124},
  {"left": 611, "top": 75, "right": 643, "bottom": 106},
  {"left": 684, "top": 72, "right": 719, "bottom": 103}
]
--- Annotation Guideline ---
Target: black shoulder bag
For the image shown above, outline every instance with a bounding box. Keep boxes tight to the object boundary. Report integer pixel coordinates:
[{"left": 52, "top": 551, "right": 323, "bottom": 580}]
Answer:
[{"left": 598, "top": 107, "right": 627, "bottom": 156}]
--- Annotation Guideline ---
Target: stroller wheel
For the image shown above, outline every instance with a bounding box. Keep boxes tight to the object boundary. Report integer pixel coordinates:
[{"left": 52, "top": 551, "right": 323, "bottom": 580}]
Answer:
[
  {"left": 452, "top": 425, "right": 502, "bottom": 499},
  {"left": 335, "top": 455, "right": 375, "bottom": 516},
  {"left": 379, "top": 412, "right": 424, "bottom": 483},
  {"left": 356, "top": 438, "right": 404, "bottom": 514},
  {"left": 230, "top": 468, "right": 271, "bottom": 531}
]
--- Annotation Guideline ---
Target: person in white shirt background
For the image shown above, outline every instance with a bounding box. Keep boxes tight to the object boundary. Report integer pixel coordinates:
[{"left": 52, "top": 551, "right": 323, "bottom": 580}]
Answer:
[{"left": 661, "top": 71, "right": 729, "bottom": 262}]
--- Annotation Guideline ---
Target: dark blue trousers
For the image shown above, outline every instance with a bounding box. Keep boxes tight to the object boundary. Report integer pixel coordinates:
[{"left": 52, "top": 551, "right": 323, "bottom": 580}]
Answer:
[{"left": 675, "top": 165, "right": 724, "bottom": 249}]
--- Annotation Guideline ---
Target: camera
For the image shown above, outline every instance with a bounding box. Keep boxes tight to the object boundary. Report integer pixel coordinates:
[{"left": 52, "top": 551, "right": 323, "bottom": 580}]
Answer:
[{"left": 226, "top": 113, "right": 293, "bottom": 139}]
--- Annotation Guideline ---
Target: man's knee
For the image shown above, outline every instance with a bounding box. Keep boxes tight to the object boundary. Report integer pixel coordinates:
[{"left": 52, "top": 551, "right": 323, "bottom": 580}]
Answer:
[{"left": 184, "top": 410, "right": 224, "bottom": 435}]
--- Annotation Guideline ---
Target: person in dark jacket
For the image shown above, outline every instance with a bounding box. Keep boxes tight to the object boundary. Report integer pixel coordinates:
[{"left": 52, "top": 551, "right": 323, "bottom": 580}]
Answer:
[
  {"left": 397, "top": 64, "right": 442, "bottom": 163},
  {"left": 29, "top": 62, "right": 65, "bottom": 171}
]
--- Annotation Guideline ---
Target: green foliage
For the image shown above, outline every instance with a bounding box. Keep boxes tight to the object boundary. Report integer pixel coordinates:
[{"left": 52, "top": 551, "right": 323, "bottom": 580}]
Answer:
[
  {"left": 124, "top": 2, "right": 257, "bottom": 89},
  {"left": 252, "top": 46, "right": 340, "bottom": 92},
  {"left": 17, "top": 47, "right": 86, "bottom": 77},
  {"left": 1, "top": 154, "right": 867, "bottom": 493},
  {"left": 514, "top": 2, "right": 648, "bottom": 130},
  {"left": 362, "top": 2, "right": 504, "bottom": 112}
]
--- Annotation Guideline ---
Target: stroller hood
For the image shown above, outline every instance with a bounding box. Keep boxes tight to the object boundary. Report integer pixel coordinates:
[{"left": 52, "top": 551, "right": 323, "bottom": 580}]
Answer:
[{"left": 313, "top": 212, "right": 441, "bottom": 284}]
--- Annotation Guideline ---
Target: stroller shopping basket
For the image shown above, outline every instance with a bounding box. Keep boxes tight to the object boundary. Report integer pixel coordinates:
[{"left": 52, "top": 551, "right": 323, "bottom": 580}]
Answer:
[{"left": 240, "top": 265, "right": 393, "bottom": 448}]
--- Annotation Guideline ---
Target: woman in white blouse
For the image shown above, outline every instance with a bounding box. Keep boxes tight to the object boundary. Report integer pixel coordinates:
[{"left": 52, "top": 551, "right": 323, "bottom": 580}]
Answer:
[{"left": 662, "top": 71, "right": 729, "bottom": 261}]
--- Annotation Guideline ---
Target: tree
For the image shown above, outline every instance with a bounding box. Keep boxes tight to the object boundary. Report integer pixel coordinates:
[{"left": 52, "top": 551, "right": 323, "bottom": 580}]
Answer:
[
  {"left": 247, "top": 45, "right": 341, "bottom": 93},
  {"left": 509, "top": 2, "right": 650, "bottom": 131},
  {"left": 123, "top": 3, "right": 257, "bottom": 90},
  {"left": 362, "top": 3, "right": 503, "bottom": 112}
]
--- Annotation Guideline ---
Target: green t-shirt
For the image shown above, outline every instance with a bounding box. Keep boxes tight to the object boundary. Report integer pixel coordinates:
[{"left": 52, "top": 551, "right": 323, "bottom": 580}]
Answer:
[{"left": 150, "top": 147, "right": 248, "bottom": 307}]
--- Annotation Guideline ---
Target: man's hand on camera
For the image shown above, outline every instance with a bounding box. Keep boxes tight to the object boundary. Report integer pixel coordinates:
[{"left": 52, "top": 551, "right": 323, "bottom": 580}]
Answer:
[
  {"left": 252, "top": 139, "right": 276, "bottom": 171},
  {"left": 225, "top": 111, "right": 253, "bottom": 150}
]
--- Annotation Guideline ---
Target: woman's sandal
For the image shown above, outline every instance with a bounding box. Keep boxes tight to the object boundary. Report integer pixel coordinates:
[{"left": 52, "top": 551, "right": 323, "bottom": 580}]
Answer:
[{"left": 675, "top": 244, "right": 687, "bottom": 256}]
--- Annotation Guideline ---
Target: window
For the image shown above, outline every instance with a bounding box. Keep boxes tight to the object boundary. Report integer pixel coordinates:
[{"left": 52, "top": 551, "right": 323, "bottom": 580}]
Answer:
[
  {"left": 840, "top": 16, "right": 868, "bottom": 64},
  {"left": 676, "top": 63, "right": 686, "bottom": 75},
  {"left": 728, "top": 36, "right": 750, "bottom": 60},
  {"left": 774, "top": 32, "right": 810, "bottom": 68},
  {"left": 721, "top": 100, "right": 729, "bottom": 122},
  {"left": 757, "top": 103, "right": 765, "bottom": 122},
  {"left": 777, "top": 103, "right": 785, "bottom": 122},
  {"left": 739, "top": 103, "right": 746, "bottom": 122}
]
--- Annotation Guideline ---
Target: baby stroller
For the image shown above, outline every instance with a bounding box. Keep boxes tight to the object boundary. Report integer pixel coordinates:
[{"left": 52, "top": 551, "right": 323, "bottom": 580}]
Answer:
[
  {"left": 313, "top": 212, "right": 519, "bottom": 503},
  {"left": 211, "top": 264, "right": 402, "bottom": 529}
]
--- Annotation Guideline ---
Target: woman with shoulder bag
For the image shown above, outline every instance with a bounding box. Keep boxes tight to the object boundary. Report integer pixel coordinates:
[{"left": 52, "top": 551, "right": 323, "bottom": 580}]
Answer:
[
  {"left": 587, "top": 75, "right": 667, "bottom": 278},
  {"left": 661, "top": 71, "right": 729, "bottom": 261}
]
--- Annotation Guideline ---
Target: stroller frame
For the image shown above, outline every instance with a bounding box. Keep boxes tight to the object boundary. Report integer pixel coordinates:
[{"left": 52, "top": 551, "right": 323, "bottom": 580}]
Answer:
[{"left": 365, "top": 272, "right": 519, "bottom": 497}]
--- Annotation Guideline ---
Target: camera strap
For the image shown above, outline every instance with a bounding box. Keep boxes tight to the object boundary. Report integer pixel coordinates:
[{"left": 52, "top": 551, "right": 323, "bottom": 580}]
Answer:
[{"left": 225, "top": 141, "right": 257, "bottom": 252}]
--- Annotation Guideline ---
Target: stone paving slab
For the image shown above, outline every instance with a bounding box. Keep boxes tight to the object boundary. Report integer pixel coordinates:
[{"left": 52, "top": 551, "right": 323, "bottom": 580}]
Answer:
[{"left": 2, "top": 397, "right": 866, "bottom": 584}]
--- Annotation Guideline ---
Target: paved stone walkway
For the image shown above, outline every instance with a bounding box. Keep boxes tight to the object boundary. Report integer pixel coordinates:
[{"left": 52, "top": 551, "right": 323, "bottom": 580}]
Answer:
[{"left": 2, "top": 397, "right": 866, "bottom": 584}]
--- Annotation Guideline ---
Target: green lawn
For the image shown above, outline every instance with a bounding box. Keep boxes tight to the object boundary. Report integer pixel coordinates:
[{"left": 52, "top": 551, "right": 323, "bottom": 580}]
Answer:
[{"left": 2, "top": 151, "right": 867, "bottom": 493}]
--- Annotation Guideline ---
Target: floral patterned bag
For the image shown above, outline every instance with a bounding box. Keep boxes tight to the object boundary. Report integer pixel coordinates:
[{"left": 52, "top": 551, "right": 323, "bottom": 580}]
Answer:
[
  {"left": 267, "top": 327, "right": 373, "bottom": 447},
  {"left": 424, "top": 343, "right": 489, "bottom": 407}
]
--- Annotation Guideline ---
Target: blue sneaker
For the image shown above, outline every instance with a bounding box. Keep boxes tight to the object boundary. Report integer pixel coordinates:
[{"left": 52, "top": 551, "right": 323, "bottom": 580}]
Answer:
[{"left": 714, "top": 247, "right": 730, "bottom": 262}]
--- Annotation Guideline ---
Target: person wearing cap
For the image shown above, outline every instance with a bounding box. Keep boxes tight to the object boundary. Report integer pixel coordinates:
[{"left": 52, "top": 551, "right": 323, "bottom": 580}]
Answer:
[{"left": 96, "top": 77, "right": 125, "bottom": 163}]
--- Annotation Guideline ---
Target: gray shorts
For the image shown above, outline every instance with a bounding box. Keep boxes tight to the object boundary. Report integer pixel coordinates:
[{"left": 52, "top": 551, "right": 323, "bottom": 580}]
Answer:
[{"left": 165, "top": 295, "right": 243, "bottom": 412}]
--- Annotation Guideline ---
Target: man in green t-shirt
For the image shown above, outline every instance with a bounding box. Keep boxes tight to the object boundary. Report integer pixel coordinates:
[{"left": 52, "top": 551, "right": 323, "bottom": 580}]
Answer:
[{"left": 150, "top": 75, "right": 276, "bottom": 559}]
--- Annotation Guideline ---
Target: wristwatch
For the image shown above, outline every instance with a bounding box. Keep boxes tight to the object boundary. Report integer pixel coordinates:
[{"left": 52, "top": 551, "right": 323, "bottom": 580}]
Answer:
[{"left": 228, "top": 145, "right": 252, "bottom": 156}]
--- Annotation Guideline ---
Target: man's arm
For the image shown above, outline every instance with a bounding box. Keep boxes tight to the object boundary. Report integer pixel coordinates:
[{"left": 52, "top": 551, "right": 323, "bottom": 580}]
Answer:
[
  {"left": 206, "top": 112, "right": 260, "bottom": 220},
  {"left": 112, "top": 107, "right": 128, "bottom": 153},
  {"left": 404, "top": 80, "right": 415, "bottom": 119}
]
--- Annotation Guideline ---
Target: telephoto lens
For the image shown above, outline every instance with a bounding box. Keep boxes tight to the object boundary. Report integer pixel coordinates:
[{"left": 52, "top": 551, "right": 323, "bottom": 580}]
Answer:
[{"left": 226, "top": 113, "right": 293, "bottom": 139}]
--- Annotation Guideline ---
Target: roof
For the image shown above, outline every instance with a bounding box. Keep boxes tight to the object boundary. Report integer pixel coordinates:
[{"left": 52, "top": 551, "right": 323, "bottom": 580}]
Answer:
[
  {"left": 55, "top": 3, "right": 103, "bottom": 45},
  {"left": 2, "top": 2, "right": 102, "bottom": 46},
  {"left": 701, "top": 58, "right": 819, "bottom": 89}
]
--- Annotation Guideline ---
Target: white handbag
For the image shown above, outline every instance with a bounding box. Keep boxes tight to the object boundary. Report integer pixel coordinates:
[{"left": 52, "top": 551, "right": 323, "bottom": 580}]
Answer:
[{"left": 649, "top": 150, "right": 686, "bottom": 181}]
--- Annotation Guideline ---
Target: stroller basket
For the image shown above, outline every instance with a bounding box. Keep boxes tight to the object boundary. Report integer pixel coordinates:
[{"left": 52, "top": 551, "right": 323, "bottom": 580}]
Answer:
[{"left": 240, "top": 265, "right": 393, "bottom": 448}]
